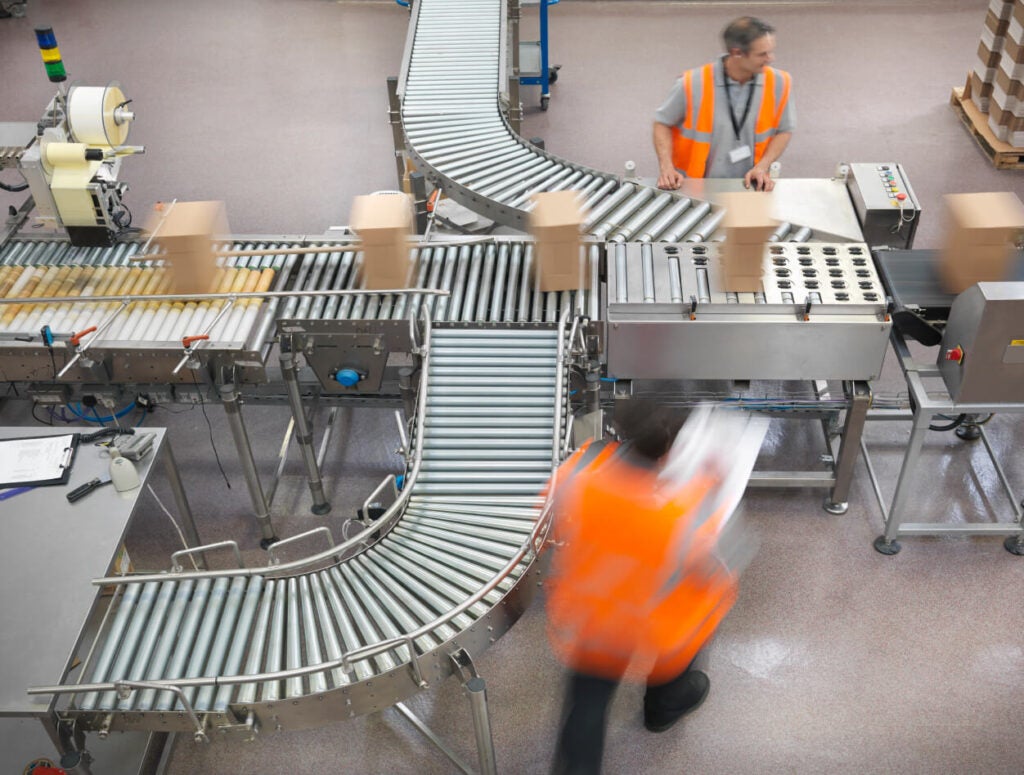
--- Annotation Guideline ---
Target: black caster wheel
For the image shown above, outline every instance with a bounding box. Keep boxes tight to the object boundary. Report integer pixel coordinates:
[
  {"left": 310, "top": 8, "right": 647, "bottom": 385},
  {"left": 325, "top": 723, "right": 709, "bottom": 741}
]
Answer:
[
  {"left": 873, "top": 535, "right": 902, "bottom": 555},
  {"left": 1004, "top": 536, "right": 1024, "bottom": 556},
  {"left": 956, "top": 424, "right": 981, "bottom": 441},
  {"left": 549, "top": 65, "right": 561, "bottom": 84},
  {"left": 260, "top": 536, "right": 280, "bottom": 550},
  {"left": 540, "top": 96, "right": 550, "bottom": 111}
]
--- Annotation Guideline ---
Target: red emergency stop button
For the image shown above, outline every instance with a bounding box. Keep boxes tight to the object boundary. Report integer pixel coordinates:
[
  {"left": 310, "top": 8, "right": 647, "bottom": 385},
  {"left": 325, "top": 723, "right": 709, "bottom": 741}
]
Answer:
[
  {"left": 896, "top": 193, "right": 907, "bottom": 201},
  {"left": 945, "top": 345, "right": 964, "bottom": 363}
]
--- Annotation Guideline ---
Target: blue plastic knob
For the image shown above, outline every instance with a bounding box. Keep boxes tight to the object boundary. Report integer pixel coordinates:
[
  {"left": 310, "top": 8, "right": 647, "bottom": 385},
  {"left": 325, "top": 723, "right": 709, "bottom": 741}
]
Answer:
[{"left": 334, "top": 368, "right": 361, "bottom": 387}]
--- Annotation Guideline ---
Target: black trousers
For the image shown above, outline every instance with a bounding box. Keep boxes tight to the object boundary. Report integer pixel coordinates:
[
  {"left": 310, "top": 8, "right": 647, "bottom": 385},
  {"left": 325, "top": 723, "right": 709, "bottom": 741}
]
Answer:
[{"left": 552, "top": 658, "right": 701, "bottom": 775}]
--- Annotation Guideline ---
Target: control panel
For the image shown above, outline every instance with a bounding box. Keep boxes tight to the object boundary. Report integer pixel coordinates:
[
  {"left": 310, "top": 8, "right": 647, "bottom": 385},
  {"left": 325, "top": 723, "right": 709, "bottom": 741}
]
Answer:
[{"left": 845, "top": 162, "right": 921, "bottom": 250}]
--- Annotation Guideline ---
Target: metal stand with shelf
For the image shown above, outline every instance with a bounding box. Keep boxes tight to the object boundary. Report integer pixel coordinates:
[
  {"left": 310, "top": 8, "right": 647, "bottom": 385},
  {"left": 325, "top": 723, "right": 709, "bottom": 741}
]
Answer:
[{"left": 519, "top": 0, "right": 560, "bottom": 110}]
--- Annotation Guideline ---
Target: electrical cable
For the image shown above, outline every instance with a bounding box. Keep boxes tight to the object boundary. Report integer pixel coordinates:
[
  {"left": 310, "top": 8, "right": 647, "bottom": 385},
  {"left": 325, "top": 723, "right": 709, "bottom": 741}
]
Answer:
[
  {"left": 145, "top": 483, "right": 199, "bottom": 570},
  {"left": 0, "top": 172, "right": 29, "bottom": 192},
  {"left": 929, "top": 414, "right": 966, "bottom": 432},
  {"left": 192, "top": 371, "right": 232, "bottom": 489},
  {"left": 65, "top": 401, "right": 135, "bottom": 423},
  {"left": 31, "top": 403, "right": 54, "bottom": 426},
  {"left": 91, "top": 405, "right": 106, "bottom": 427}
]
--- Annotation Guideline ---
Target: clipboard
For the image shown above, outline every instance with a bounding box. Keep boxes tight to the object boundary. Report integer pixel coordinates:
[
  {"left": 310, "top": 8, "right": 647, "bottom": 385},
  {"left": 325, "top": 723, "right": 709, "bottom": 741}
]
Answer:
[{"left": 0, "top": 433, "right": 80, "bottom": 489}]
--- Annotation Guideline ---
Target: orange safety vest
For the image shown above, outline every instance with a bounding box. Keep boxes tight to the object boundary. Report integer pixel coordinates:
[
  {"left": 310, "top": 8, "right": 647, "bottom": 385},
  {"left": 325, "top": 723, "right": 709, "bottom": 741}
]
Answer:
[
  {"left": 671, "top": 63, "right": 792, "bottom": 178},
  {"left": 545, "top": 440, "right": 737, "bottom": 683}
]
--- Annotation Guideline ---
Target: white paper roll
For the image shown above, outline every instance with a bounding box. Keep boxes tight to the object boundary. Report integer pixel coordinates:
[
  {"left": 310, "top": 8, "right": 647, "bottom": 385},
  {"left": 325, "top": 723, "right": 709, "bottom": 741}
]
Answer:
[{"left": 67, "top": 83, "right": 131, "bottom": 147}]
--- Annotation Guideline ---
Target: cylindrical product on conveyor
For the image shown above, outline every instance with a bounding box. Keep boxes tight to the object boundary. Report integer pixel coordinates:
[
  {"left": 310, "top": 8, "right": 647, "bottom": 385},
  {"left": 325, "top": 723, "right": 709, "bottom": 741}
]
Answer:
[{"left": 659, "top": 201, "right": 711, "bottom": 242}]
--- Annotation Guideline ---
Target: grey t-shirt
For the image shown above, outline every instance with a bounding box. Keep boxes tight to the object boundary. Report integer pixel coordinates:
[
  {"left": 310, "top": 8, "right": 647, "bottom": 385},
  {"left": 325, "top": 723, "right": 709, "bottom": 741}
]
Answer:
[{"left": 654, "top": 57, "right": 796, "bottom": 178}]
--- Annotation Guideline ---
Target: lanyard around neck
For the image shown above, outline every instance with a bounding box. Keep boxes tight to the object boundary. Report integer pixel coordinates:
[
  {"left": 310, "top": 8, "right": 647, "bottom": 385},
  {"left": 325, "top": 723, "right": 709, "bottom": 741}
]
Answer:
[{"left": 722, "top": 62, "right": 756, "bottom": 142}]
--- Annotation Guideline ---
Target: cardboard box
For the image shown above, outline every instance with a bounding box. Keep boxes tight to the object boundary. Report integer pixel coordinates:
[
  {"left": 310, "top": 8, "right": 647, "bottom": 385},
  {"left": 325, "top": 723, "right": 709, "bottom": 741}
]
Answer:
[
  {"left": 145, "top": 200, "right": 229, "bottom": 295},
  {"left": 529, "top": 191, "right": 586, "bottom": 291},
  {"left": 1014, "top": 0, "right": 1024, "bottom": 29},
  {"left": 981, "top": 26, "right": 1007, "bottom": 54},
  {"left": 720, "top": 241, "right": 767, "bottom": 272},
  {"left": 938, "top": 192, "right": 1024, "bottom": 292},
  {"left": 350, "top": 193, "right": 415, "bottom": 290},
  {"left": 986, "top": 8, "right": 1011, "bottom": 36},
  {"left": 991, "top": 0, "right": 1014, "bottom": 21},
  {"left": 719, "top": 271, "right": 764, "bottom": 293},
  {"left": 720, "top": 192, "right": 778, "bottom": 243},
  {"left": 979, "top": 39, "right": 1002, "bottom": 68}
]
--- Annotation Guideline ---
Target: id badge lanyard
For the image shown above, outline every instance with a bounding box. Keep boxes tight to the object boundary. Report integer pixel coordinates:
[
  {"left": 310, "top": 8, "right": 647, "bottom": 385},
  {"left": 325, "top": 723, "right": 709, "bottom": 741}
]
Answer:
[{"left": 724, "top": 72, "right": 756, "bottom": 161}]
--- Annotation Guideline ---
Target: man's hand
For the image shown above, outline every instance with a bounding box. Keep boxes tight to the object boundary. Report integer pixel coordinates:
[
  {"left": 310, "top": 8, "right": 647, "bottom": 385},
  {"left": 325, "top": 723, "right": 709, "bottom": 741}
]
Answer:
[
  {"left": 744, "top": 164, "right": 773, "bottom": 192},
  {"left": 657, "top": 168, "right": 685, "bottom": 190}
]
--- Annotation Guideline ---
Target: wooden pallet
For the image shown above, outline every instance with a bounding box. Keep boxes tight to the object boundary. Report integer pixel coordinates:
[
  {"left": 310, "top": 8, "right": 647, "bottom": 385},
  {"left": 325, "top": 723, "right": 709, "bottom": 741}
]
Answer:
[{"left": 950, "top": 86, "right": 1024, "bottom": 170}]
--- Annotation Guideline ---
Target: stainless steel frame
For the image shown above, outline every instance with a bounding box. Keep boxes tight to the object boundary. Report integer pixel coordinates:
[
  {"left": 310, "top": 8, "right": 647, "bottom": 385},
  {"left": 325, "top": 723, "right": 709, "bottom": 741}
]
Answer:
[{"left": 864, "top": 329, "right": 1024, "bottom": 555}]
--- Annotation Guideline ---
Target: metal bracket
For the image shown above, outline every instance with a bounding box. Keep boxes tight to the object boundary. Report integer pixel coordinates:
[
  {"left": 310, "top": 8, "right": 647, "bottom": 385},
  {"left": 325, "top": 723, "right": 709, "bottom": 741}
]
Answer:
[{"left": 218, "top": 710, "right": 260, "bottom": 742}]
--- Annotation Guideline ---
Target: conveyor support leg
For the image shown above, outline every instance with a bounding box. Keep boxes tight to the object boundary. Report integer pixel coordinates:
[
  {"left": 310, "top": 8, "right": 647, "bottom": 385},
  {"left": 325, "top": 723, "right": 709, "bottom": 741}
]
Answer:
[
  {"left": 218, "top": 383, "right": 278, "bottom": 546},
  {"left": 823, "top": 380, "right": 871, "bottom": 515},
  {"left": 280, "top": 347, "right": 331, "bottom": 516},
  {"left": 452, "top": 649, "right": 498, "bottom": 775}
]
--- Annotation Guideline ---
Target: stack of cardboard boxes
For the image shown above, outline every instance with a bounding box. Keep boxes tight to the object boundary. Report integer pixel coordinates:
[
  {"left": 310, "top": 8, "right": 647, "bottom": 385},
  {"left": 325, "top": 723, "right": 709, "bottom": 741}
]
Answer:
[
  {"left": 349, "top": 193, "right": 415, "bottom": 290},
  {"left": 529, "top": 191, "right": 587, "bottom": 291},
  {"left": 971, "top": 0, "right": 1024, "bottom": 146},
  {"left": 718, "top": 192, "right": 777, "bottom": 293},
  {"left": 938, "top": 191, "right": 1024, "bottom": 293}
]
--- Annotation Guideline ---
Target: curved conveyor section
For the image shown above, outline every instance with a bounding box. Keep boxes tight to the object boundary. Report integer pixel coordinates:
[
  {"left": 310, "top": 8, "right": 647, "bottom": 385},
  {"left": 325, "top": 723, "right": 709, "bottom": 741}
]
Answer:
[
  {"left": 39, "top": 324, "right": 568, "bottom": 734},
  {"left": 400, "top": 0, "right": 816, "bottom": 244}
]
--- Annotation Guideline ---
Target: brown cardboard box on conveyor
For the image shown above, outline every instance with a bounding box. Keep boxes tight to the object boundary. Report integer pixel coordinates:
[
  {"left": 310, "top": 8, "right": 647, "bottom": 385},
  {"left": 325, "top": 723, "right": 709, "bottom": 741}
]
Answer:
[
  {"left": 145, "top": 200, "right": 229, "bottom": 295},
  {"left": 349, "top": 193, "right": 416, "bottom": 290},
  {"left": 717, "top": 191, "right": 776, "bottom": 291},
  {"left": 529, "top": 190, "right": 588, "bottom": 292},
  {"left": 938, "top": 192, "right": 1024, "bottom": 293}
]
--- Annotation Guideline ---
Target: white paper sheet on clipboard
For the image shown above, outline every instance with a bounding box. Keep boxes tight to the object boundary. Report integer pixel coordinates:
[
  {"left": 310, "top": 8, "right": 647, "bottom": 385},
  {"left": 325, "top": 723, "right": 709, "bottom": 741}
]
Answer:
[{"left": 0, "top": 434, "right": 79, "bottom": 488}]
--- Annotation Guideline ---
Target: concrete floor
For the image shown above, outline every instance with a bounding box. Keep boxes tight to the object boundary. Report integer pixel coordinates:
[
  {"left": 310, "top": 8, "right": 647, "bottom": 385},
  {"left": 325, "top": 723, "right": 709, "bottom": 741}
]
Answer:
[{"left": 2, "top": 1, "right": 1024, "bottom": 773}]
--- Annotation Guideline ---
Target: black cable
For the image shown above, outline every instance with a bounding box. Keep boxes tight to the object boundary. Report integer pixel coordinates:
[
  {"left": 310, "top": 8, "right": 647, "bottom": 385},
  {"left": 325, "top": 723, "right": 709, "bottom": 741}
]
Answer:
[
  {"left": 31, "top": 403, "right": 54, "bottom": 426},
  {"left": 0, "top": 178, "right": 29, "bottom": 192},
  {"left": 192, "top": 370, "right": 232, "bottom": 489},
  {"left": 929, "top": 414, "right": 966, "bottom": 432}
]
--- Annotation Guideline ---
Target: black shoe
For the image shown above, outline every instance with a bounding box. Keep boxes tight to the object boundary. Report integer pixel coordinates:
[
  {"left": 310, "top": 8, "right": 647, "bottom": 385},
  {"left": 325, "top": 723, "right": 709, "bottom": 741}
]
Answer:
[{"left": 643, "top": 670, "right": 710, "bottom": 733}]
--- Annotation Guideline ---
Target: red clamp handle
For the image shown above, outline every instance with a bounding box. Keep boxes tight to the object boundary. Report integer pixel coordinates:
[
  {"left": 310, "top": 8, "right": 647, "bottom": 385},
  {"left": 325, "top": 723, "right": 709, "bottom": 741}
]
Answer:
[
  {"left": 70, "top": 326, "right": 97, "bottom": 346},
  {"left": 182, "top": 334, "right": 210, "bottom": 348}
]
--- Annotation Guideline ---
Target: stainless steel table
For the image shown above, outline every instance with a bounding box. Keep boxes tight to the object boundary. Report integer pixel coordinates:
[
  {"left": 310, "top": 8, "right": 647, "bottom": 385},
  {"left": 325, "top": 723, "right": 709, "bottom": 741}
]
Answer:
[{"left": 0, "top": 426, "right": 198, "bottom": 774}]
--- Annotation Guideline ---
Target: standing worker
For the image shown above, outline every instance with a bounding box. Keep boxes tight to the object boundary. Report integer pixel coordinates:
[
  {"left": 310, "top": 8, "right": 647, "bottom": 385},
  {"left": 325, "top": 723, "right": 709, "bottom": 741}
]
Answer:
[
  {"left": 653, "top": 17, "right": 795, "bottom": 192},
  {"left": 546, "top": 402, "right": 744, "bottom": 775}
]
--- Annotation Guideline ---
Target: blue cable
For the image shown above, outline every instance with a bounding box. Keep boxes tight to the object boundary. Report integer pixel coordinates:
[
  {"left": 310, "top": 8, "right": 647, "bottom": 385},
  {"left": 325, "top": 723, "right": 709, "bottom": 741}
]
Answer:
[{"left": 65, "top": 402, "right": 136, "bottom": 424}]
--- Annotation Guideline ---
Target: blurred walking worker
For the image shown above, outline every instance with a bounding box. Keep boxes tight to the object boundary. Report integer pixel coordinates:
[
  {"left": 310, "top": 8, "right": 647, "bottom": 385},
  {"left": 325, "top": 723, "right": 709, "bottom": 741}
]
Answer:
[{"left": 546, "top": 402, "right": 748, "bottom": 775}]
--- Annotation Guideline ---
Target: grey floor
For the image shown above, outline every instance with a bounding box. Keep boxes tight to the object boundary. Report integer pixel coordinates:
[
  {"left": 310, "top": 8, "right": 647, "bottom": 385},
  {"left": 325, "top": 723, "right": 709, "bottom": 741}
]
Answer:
[{"left": 2, "top": 1, "right": 1024, "bottom": 774}]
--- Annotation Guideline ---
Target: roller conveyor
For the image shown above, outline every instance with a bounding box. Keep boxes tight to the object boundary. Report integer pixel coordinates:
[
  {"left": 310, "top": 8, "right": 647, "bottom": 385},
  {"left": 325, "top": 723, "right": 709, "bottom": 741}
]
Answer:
[
  {"left": 0, "top": 238, "right": 290, "bottom": 383},
  {"left": 36, "top": 323, "right": 568, "bottom": 734},
  {"left": 399, "top": 0, "right": 822, "bottom": 243}
]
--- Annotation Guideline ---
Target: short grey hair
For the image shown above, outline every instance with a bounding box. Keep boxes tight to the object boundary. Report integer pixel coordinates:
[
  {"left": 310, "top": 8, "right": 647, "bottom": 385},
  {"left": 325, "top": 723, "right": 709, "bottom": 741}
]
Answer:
[{"left": 723, "top": 17, "right": 775, "bottom": 55}]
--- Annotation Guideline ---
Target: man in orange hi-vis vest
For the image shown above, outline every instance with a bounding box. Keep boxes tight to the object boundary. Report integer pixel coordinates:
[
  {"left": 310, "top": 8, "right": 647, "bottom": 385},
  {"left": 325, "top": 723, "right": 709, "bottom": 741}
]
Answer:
[
  {"left": 652, "top": 17, "right": 794, "bottom": 193},
  {"left": 547, "top": 402, "right": 750, "bottom": 775}
]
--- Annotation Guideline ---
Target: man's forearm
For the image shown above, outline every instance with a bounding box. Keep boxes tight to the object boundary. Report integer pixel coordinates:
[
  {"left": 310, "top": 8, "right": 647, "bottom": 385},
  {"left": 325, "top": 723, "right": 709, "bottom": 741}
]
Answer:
[
  {"left": 756, "top": 131, "right": 792, "bottom": 168},
  {"left": 653, "top": 122, "right": 677, "bottom": 171}
]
